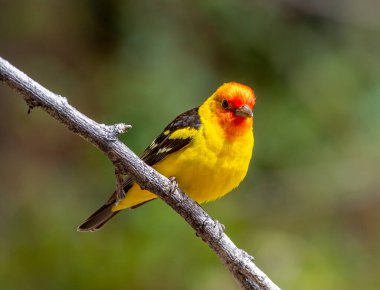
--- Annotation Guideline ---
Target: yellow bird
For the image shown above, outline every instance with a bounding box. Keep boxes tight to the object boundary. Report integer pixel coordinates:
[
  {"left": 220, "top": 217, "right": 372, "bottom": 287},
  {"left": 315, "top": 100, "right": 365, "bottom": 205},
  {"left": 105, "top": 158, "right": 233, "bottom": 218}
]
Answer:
[{"left": 78, "top": 82, "right": 255, "bottom": 231}]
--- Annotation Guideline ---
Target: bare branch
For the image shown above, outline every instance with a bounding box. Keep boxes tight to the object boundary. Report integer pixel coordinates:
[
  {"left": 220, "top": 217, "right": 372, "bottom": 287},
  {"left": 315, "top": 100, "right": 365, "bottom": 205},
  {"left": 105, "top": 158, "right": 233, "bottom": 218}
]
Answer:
[{"left": 0, "top": 56, "right": 281, "bottom": 290}]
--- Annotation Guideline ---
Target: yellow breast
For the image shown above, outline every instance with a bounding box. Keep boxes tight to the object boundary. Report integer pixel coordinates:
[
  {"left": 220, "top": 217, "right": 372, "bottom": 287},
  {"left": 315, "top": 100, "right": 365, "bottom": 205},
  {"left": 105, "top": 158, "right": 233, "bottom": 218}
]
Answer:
[{"left": 154, "top": 131, "right": 253, "bottom": 203}]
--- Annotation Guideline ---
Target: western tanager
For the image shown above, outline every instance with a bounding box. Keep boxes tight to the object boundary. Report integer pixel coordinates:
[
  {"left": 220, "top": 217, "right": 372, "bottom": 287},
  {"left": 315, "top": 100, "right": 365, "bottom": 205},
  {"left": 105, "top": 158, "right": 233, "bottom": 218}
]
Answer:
[{"left": 78, "top": 82, "right": 255, "bottom": 232}]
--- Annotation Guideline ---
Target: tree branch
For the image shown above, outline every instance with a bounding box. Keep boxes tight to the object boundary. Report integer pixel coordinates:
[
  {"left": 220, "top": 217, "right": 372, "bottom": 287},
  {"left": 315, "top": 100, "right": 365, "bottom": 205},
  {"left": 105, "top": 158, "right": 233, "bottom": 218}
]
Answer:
[{"left": 0, "top": 56, "right": 280, "bottom": 290}]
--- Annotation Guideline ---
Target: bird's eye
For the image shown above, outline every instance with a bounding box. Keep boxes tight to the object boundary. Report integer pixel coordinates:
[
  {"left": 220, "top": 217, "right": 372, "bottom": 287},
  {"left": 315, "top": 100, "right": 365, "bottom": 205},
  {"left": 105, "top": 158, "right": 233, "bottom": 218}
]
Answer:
[{"left": 222, "top": 99, "right": 229, "bottom": 109}]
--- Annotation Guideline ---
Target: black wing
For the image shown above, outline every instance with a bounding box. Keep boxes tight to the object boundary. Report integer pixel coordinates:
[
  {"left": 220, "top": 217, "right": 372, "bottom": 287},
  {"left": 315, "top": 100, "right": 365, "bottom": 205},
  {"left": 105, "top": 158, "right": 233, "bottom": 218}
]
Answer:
[
  {"left": 121, "top": 106, "right": 200, "bottom": 192},
  {"left": 141, "top": 106, "right": 201, "bottom": 166}
]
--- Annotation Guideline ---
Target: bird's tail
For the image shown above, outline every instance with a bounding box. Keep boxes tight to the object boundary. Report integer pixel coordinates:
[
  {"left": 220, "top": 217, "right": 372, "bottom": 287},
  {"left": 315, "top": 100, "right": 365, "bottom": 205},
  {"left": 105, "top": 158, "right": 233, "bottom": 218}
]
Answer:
[
  {"left": 77, "top": 181, "right": 131, "bottom": 232},
  {"left": 77, "top": 201, "right": 119, "bottom": 232},
  {"left": 78, "top": 180, "right": 157, "bottom": 232}
]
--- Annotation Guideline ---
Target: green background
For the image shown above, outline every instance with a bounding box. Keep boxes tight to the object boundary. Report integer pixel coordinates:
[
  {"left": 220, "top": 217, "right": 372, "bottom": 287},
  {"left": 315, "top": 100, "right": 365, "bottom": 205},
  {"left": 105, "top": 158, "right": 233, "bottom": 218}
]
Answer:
[{"left": 1, "top": 1, "right": 379, "bottom": 289}]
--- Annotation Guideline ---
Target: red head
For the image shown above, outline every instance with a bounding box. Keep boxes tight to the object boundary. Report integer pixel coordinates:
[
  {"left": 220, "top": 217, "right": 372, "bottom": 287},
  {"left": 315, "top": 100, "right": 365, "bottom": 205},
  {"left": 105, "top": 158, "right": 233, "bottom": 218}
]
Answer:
[
  {"left": 215, "top": 82, "right": 255, "bottom": 112},
  {"left": 210, "top": 82, "right": 255, "bottom": 138}
]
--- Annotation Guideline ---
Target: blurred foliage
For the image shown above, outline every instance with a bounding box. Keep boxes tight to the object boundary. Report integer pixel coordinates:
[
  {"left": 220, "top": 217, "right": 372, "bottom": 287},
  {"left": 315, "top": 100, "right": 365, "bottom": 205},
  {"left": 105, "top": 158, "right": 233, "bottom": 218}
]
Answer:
[{"left": 1, "top": 0, "right": 380, "bottom": 289}]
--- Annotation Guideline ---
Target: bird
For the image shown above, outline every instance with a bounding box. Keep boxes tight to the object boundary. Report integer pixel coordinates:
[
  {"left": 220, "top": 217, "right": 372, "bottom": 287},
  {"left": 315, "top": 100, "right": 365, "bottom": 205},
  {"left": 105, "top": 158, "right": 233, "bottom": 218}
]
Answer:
[{"left": 78, "top": 82, "right": 255, "bottom": 232}]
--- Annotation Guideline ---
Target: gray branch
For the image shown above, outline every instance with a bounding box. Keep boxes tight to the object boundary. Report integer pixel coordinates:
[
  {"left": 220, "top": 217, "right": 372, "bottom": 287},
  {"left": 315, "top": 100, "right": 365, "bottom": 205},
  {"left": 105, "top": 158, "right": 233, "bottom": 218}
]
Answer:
[{"left": 0, "top": 56, "right": 280, "bottom": 290}]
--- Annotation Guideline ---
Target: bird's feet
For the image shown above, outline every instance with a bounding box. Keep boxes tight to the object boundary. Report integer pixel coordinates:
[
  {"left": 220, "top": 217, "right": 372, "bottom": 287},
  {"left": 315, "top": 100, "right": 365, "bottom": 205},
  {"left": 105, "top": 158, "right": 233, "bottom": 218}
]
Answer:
[{"left": 168, "top": 176, "right": 178, "bottom": 194}]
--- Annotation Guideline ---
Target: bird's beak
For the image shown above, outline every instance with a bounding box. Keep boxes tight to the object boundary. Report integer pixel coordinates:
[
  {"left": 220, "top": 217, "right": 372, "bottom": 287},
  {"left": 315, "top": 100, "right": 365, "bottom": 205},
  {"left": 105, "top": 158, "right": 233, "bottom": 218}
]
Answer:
[{"left": 234, "top": 104, "right": 253, "bottom": 118}]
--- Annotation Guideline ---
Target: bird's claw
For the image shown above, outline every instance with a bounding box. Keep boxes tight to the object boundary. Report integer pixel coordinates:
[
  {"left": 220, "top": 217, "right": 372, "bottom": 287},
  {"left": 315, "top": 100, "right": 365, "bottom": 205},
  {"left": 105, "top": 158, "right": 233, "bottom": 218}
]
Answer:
[{"left": 168, "top": 176, "right": 178, "bottom": 194}]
